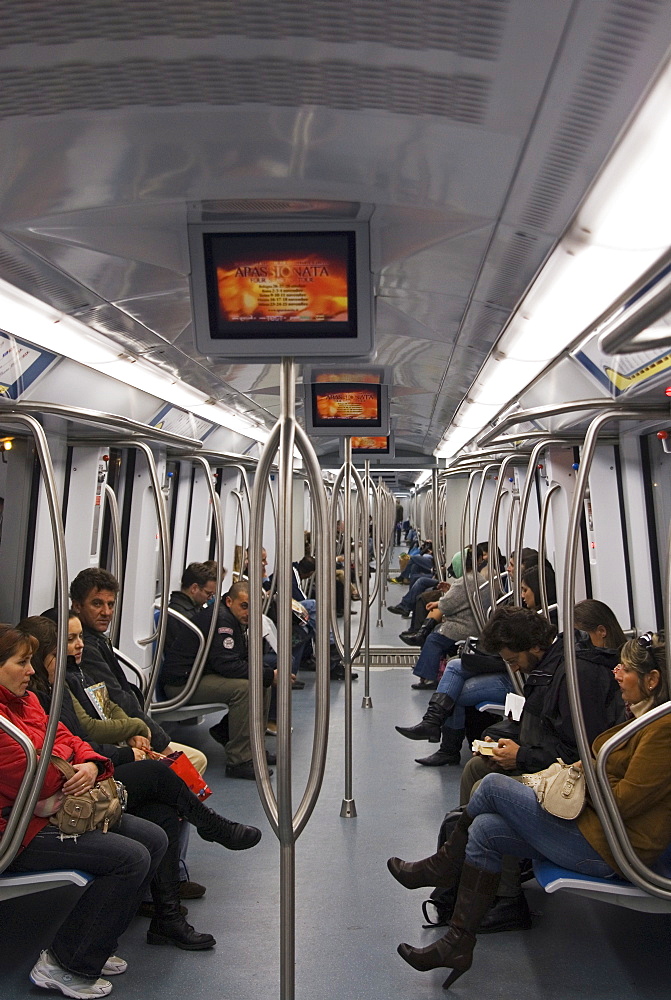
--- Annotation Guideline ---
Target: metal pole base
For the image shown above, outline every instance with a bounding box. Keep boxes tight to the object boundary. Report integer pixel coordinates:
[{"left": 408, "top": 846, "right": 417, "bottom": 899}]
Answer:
[
  {"left": 376, "top": 618, "right": 384, "bottom": 627},
  {"left": 361, "top": 695, "right": 373, "bottom": 708},
  {"left": 340, "top": 798, "right": 357, "bottom": 818}
]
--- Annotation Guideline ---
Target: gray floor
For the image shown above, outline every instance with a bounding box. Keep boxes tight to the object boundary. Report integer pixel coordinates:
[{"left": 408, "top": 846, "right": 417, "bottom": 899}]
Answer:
[{"left": 3, "top": 576, "right": 671, "bottom": 999}]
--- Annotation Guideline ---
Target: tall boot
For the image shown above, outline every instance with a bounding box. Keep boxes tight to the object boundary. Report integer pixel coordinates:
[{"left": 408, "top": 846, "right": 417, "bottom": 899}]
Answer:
[
  {"left": 399, "top": 618, "right": 438, "bottom": 647},
  {"left": 387, "top": 809, "right": 473, "bottom": 890},
  {"left": 415, "top": 728, "right": 465, "bottom": 766},
  {"left": 397, "top": 863, "right": 500, "bottom": 989},
  {"left": 395, "top": 693, "right": 454, "bottom": 742},
  {"left": 174, "top": 783, "right": 262, "bottom": 850},
  {"left": 147, "top": 880, "right": 216, "bottom": 950}
]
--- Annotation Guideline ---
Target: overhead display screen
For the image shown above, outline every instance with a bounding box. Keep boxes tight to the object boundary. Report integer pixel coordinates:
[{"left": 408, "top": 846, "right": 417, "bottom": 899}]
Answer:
[
  {"left": 204, "top": 231, "right": 356, "bottom": 339},
  {"left": 188, "top": 221, "right": 373, "bottom": 360},
  {"left": 311, "top": 382, "right": 382, "bottom": 429},
  {"left": 351, "top": 435, "right": 391, "bottom": 453}
]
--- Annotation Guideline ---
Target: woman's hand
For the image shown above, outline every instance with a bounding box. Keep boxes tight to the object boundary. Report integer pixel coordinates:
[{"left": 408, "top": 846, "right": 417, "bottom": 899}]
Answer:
[
  {"left": 132, "top": 748, "right": 147, "bottom": 761},
  {"left": 426, "top": 601, "right": 438, "bottom": 611},
  {"left": 62, "top": 761, "right": 99, "bottom": 795},
  {"left": 128, "top": 735, "right": 151, "bottom": 752}
]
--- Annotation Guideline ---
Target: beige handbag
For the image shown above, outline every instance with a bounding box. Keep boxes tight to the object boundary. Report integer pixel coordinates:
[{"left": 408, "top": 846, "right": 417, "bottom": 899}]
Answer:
[
  {"left": 46, "top": 755, "right": 124, "bottom": 835},
  {"left": 520, "top": 759, "right": 586, "bottom": 820}
]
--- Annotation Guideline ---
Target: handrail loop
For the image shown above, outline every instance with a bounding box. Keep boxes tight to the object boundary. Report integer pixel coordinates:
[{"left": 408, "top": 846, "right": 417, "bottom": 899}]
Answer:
[
  {"left": 563, "top": 407, "right": 671, "bottom": 899},
  {"left": 0, "top": 413, "right": 69, "bottom": 874},
  {"left": 538, "top": 482, "right": 561, "bottom": 622},
  {"left": 102, "top": 484, "right": 122, "bottom": 648},
  {"left": 487, "top": 455, "right": 517, "bottom": 613}
]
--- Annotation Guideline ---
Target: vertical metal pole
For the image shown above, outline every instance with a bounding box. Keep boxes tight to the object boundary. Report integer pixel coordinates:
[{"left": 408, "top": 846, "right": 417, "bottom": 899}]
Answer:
[
  {"left": 375, "top": 479, "right": 384, "bottom": 627},
  {"left": 362, "top": 459, "right": 373, "bottom": 708},
  {"left": 340, "top": 438, "right": 357, "bottom": 818},
  {"left": 431, "top": 467, "right": 443, "bottom": 582},
  {"left": 538, "top": 482, "right": 561, "bottom": 620}
]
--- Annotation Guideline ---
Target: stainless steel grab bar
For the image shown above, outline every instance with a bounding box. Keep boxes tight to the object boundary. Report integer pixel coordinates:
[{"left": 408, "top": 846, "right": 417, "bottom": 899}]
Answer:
[
  {"left": 102, "top": 483, "right": 122, "bottom": 647},
  {"left": 0, "top": 414, "right": 69, "bottom": 874},
  {"left": 248, "top": 358, "right": 331, "bottom": 1000},
  {"left": 538, "top": 482, "right": 561, "bottom": 622},
  {"left": 563, "top": 407, "right": 671, "bottom": 899}
]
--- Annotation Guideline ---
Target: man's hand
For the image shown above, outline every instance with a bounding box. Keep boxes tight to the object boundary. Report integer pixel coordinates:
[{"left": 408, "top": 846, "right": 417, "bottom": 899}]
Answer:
[{"left": 491, "top": 739, "right": 520, "bottom": 770}]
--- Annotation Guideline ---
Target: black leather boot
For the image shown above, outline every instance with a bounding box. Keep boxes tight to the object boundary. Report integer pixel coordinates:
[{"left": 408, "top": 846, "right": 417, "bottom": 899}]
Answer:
[
  {"left": 415, "top": 728, "right": 465, "bottom": 766},
  {"left": 387, "top": 809, "right": 473, "bottom": 890},
  {"left": 399, "top": 618, "right": 438, "bottom": 647},
  {"left": 397, "top": 863, "right": 500, "bottom": 988},
  {"left": 395, "top": 693, "right": 455, "bottom": 742},
  {"left": 146, "top": 839, "right": 216, "bottom": 950},
  {"left": 174, "top": 784, "right": 262, "bottom": 850}
]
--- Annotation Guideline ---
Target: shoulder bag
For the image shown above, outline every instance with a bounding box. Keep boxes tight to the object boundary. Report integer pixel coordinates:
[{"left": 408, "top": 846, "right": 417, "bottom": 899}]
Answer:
[
  {"left": 520, "top": 758, "right": 586, "bottom": 820},
  {"left": 45, "top": 755, "right": 125, "bottom": 835}
]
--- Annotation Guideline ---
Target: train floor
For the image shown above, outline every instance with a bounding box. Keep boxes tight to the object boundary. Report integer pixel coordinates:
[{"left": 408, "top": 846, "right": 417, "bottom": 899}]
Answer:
[{"left": 2, "top": 586, "right": 671, "bottom": 998}]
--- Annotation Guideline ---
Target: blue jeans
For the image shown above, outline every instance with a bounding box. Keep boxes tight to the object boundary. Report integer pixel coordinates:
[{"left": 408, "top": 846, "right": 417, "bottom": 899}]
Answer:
[
  {"left": 399, "top": 575, "right": 437, "bottom": 612},
  {"left": 8, "top": 813, "right": 167, "bottom": 976},
  {"left": 437, "top": 658, "right": 514, "bottom": 730},
  {"left": 465, "top": 773, "right": 615, "bottom": 877},
  {"left": 407, "top": 554, "right": 434, "bottom": 583},
  {"left": 412, "top": 632, "right": 458, "bottom": 681}
]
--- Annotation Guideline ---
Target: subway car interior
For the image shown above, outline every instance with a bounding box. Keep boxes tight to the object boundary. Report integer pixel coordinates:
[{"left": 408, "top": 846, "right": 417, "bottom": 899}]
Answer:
[{"left": 2, "top": 2, "right": 671, "bottom": 998}]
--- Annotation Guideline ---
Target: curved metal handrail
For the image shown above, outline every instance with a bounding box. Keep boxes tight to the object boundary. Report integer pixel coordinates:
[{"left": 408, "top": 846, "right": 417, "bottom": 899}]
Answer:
[
  {"left": 459, "top": 469, "right": 481, "bottom": 629},
  {"left": 0, "top": 719, "right": 38, "bottom": 874},
  {"left": 470, "top": 462, "right": 498, "bottom": 628},
  {"left": 328, "top": 463, "right": 346, "bottom": 661},
  {"left": 0, "top": 413, "right": 68, "bottom": 874},
  {"left": 513, "top": 438, "right": 572, "bottom": 606},
  {"left": 538, "top": 482, "right": 561, "bottom": 622},
  {"left": 102, "top": 483, "right": 122, "bottom": 647},
  {"left": 248, "top": 358, "right": 331, "bottom": 999},
  {"left": 488, "top": 455, "right": 517, "bottom": 611},
  {"left": 563, "top": 406, "right": 671, "bottom": 898},
  {"left": 149, "top": 609, "right": 206, "bottom": 714},
  {"left": 113, "top": 441, "right": 170, "bottom": 711},
  {"left": 348, "top": 461, "right": 370, "bottom": 665}
]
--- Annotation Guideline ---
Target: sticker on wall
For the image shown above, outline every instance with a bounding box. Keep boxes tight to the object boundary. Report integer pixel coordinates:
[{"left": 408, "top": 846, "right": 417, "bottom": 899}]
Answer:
[{"left": 0, "top": 330, "right": 57, "bottom": 399}]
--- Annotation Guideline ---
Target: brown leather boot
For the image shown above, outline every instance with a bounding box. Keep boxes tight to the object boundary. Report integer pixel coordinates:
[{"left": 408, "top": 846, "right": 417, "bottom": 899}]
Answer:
[
  {"left": 387, "top": 809, "right": 473, "bottom": 889},
  {"left": 397, "top": 863, "right": 500, "bottom": 988}
]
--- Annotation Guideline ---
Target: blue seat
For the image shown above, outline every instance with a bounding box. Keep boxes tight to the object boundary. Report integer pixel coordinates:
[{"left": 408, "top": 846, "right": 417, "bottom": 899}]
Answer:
[
  {"left": 476, "top": 700, "right": 505, "bottom": 715},
  {"left": 533, "top": 859, "right": 671, "bottom": 913},
  {"left": 0, "top": 869, "right": 92, "bottom": 901}
]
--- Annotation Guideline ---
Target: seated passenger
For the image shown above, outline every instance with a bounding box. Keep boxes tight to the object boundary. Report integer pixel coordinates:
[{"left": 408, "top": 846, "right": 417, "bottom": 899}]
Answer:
[
  {"left": 406, "top": 547, "right": 488, "bottom": 690},
  {"left": 162, "top": 583, "right": 275, "bottom": 780},
  {"left": 166, "top": 562, "right": 218, "bottom": 651},
  {"left": 65, "top": 568, "right": 207, "bottom": 774},
  {"left": 0, "top": 623, "right": 166, "bottom": 997},
  {"left": 519, "top": 564, "right": 558, "bottom": 624},
  {"left": 387, "top": 633, "right": 671, "bottom": 989},
  {"left": 20, "top": 614, "right": 261, "bottom": 953}
]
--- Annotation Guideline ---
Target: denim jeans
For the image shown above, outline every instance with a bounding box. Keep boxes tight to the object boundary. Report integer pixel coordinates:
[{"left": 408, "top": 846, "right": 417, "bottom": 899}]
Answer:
[
  {"left": 8, "top": 813, "right": 167, "bottom": 976},
  {"left": 437, "top": 658, "right": 514, "bottom": 730},
  {"left": 399, "top": 575, "right": 437, "bottom": 612},
  {"left": 412, "top": 631, "right": 458, "bottom": 680},
  {"left": 465, "top": 772, "right": 615, "bottom": 877}
]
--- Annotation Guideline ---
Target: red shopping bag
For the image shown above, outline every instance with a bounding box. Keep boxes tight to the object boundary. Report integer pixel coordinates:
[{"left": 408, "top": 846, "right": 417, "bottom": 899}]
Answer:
[{"left": 148, "top": 750, "right": 212, "bottom": 801}]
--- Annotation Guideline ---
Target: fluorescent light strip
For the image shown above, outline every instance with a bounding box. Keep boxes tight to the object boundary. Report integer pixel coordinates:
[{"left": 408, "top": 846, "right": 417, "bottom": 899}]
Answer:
[
  {"left": 435, "top": 54, "right": 671, "bottom": 460},
  {"left": 0, "top": 278, "right": 269, "bottom": 443}
]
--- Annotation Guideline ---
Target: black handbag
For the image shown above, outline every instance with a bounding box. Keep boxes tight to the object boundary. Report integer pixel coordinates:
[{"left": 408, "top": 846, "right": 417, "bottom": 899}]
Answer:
[{"left": 460, "top": 636, "right": 506, "bottom": 675}]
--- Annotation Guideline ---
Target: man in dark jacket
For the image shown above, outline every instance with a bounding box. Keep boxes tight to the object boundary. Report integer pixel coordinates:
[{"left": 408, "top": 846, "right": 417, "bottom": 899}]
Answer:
[
  {"left": 166, "top": 562, "right": 218, "bottom": 652},
  {"left": 68, "top": 567, "right": 206, "bottom": 772},
  {"left": 163, "top": 582, "right": 275, "bottom": 780},
  {"left": 451, "top": 605, "right": 622, "bottom": 932}
]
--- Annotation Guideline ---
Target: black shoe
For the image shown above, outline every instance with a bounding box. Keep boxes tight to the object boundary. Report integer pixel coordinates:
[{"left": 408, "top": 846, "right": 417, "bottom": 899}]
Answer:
[
  {"left": 196, "top": 807, "right": 262, "bottom": 849},
  {"left": 410, "top": 678, "right": 437, "bottom": 690},
  {"left": 400, "top": 631, "right": 424, "bottom": 646},
  {"left": 226, "top": 760, "right": 273, "bottom": 781},
  {"left": 179, "top": 880, "right": 206, "bottom": 899},
  {"left": 478, "top": 893, "right": 532, "bottom": 934},
  {"left": 330, "top": 663, "right": 359, "bottom": 681},
  {"left": 138, "top": 901, "right": 188, "bottom": 918},
  {"left": 415, "top": 749, "right": 461, "bottom": 766},
  {"left": 266, "top": 750, "right": 277, "bottom": 765},
  {"left": 387, "top": 605, "right": 409, "bottom": 616},
  {"left": 291, "top": 679, "right": 305, "bottom": 690},
  {"left": 301, "top": 658, "right": 316, "bottom": 671},
  {"left": 147, "top": 914, "right": 216, "bottom": 950}
]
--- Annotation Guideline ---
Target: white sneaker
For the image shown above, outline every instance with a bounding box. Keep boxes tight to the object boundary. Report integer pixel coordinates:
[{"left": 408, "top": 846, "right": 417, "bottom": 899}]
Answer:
[
  {"left": 101, "top": 956, "right": 127, "bottom": 976},
  {"left": 30, "top": 950, "right": 113, "bottom": 998}
]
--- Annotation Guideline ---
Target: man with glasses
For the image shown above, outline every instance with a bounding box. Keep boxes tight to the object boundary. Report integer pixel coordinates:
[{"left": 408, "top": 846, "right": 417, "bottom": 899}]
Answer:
[{"left": 166, "top": 562, "right": 218, "bottom": 652}]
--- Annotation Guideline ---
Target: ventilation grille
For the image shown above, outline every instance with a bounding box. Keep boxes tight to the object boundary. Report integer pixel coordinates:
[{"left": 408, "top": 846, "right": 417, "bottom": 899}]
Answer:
[
  {"left": 0, "top": 1, "right": 508, "bottom": 59},
  {"left": 520, "top": 0, "right": 663, "bottom": 230},
  {"left": 486, "top": 230, "right": 542, "bottom": 308},
  {"left": 0, "top": 238, "right": 93, "bottom": 314},
  {"left": 0, "top": 59, "right": 490, "bottom": 123}
]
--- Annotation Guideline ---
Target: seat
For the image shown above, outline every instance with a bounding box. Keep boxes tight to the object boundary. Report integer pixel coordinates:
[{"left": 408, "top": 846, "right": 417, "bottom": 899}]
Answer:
[
  {"left": 149, "top": 607, "right": 228, "bottom": 724},
  {"left": 533, "top": 860, "right": 671, "bottom": 914},
  {"left": 0, "top": 869, "right": 92, "bottom": 901},
  {"left": 476, "top": 701, "right": 505, "bottom": 715}
]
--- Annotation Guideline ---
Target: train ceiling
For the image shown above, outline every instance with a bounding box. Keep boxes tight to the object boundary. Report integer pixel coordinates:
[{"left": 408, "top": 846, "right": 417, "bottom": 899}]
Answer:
[{"left": 0, "top": 0, "right": 670, "bottom": 465}]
